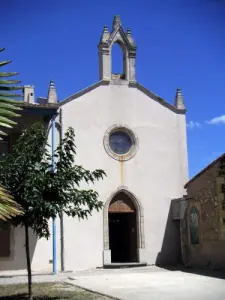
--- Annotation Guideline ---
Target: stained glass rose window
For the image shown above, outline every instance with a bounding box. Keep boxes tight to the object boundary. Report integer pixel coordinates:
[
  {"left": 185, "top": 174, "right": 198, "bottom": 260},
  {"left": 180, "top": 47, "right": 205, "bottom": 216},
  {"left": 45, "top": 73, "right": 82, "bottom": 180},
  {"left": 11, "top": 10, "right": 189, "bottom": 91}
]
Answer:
[
  {"left": 104, "top": 125, "right": 138, "bottom": 161},
  {"left": 109, "top": 131, "right": 132, "bottom": 155}
]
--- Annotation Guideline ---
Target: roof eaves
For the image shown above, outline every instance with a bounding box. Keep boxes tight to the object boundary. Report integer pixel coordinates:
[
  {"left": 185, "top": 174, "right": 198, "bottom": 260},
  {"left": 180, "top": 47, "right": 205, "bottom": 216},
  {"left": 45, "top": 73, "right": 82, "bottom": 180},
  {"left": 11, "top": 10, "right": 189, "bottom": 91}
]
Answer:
[
  {"left": 59, "top": 80, "right": 110, "bottom": 106},
  {"left": 132, "top": 83, "right": 186, "bottom": 114},
  {"left": 184, "top": 152, "right": 225, "bottom": 188},
  {"left": 59, "top": 80, "right": 186, "bottom": 115},
  {"left": 17, "top": 102, "right": 59, "bottom": 109}
]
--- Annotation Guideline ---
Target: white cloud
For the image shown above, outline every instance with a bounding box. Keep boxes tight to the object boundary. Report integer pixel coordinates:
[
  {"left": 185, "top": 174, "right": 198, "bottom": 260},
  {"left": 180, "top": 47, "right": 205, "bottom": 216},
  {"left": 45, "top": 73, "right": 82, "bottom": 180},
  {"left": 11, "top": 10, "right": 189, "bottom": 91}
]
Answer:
[
  {"left": 186, "top": 121, "right": 201, "bottom": 129},
  {"left": 206, "top": 115, "right": 225, "bottom": 125}
]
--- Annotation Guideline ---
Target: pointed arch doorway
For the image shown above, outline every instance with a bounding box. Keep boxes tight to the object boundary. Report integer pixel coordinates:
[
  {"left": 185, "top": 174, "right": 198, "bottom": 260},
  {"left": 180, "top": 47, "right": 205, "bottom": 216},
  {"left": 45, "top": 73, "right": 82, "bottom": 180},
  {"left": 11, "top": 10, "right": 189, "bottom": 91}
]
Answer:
[
  {"left": 108, "top": 191, "right": 138, "bottom": 263},
  {"left": 103, "top": 188, "right": 145, "bottom": 265}
]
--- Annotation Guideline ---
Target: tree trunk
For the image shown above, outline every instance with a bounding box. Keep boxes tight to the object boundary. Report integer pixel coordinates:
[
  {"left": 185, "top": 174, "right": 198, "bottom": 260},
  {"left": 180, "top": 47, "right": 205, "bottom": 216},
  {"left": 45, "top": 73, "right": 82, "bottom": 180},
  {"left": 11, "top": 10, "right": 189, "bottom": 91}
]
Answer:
[
  {"left": 60, "top": 210, "right": 65, "bottom": 271},
  {"left": 25, "top": 223, "right": 33, "bottom": 300}
]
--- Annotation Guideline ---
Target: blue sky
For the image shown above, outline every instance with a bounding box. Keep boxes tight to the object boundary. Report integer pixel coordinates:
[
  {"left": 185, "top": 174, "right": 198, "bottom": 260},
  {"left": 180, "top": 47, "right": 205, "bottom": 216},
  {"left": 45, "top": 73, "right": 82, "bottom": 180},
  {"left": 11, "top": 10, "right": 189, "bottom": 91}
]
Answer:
[{"left": 1, "top": 0, "right": 225, "bottom": 179}]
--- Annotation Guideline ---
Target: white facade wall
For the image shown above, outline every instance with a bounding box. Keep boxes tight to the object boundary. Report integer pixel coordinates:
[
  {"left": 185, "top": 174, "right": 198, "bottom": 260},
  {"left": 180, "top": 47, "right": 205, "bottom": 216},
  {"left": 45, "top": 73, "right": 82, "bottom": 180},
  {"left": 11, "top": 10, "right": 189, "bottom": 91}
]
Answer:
[
  {"left": 0, "top": 83, "right": 188, "bottom": 274},
  {"left": 58, "top": 83, "right": 188, "bottom": 271},
  {"left": 0, "top": 225, "right": 53, "bottom": 274}
]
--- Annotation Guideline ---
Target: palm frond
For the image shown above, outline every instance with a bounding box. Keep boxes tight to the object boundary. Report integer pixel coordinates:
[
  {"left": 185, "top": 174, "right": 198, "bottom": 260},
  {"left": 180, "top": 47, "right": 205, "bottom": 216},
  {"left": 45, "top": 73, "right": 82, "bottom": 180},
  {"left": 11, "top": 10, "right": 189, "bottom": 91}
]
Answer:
[
  {"left": 0, "top": 48, "right": 22, "bottom": 135},
  {"left": 0, "top": 60, "right": 11, "bottom": 68},
  {"left": 0, "top": 72, "right": 18, "bottom": 77},
  {"left": 0, "top": 80, "right": 21, "bottom": 85},
  {"left": 0, "top": 47, "right": 23, "bottom": 220},
  {"left": 0, "top": 130, "right": 7, "bottom": 136},
  {"left": 0, "top": 186, "right": 23, "bottom": 221},
  {"left": 0, "top": 97, "right": 23, "bottom": 106},
  {"left": 0, "top": 86, "right": 22, "bottom": 91},
  {"left": 0, "top": 93, "right": 21, "bottom": 98},
  {"left": 0, "top": 102, "right": 22, "bottom": 110},
  {"left": 0, "top": 116, "right": 17, "bottom": 128},
  {"left": 0, "top": 108, "right": 21, "bottom": 118}
]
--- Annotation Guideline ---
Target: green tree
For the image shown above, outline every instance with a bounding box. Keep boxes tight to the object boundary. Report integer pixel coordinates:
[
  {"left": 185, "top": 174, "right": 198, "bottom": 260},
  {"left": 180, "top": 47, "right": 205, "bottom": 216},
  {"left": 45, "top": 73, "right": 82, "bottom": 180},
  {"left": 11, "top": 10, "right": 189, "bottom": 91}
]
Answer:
[
  {"left": 0, "top": 123, "right": 106, "bottom": 300},
  {"left": 0, "top": 48, "right": 23, "bottom": 220}
]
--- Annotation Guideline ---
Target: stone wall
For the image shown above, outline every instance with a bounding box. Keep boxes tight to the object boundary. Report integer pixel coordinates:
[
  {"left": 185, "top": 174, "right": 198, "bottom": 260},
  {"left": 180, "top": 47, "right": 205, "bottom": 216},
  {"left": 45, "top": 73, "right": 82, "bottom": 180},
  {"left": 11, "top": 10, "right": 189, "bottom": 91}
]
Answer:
[{"left": 183, "top": 160, "right": 225, "bottom": 269}]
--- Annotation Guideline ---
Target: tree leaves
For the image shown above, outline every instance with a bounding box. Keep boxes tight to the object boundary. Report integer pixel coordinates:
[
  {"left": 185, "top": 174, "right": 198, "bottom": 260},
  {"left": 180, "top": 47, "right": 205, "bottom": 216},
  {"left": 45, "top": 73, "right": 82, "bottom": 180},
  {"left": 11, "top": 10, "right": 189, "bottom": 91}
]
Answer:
[{"left": 0, "top": 123, "right": 106, "bottom": 239}]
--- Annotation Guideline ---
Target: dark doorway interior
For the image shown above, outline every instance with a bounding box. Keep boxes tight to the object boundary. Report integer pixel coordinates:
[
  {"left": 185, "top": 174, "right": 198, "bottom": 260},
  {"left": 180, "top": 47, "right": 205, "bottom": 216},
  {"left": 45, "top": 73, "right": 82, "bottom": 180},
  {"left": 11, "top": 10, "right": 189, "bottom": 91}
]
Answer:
[{"left": 109, "top": 212, "right": 137, "bottom": 263}]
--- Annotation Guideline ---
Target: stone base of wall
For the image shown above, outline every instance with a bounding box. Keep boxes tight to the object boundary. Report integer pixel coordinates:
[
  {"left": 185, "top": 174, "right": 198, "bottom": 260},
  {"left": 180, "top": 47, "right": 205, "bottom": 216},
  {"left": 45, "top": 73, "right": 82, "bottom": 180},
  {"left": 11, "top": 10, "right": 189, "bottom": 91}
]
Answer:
[
  {"left": 103, "top": 250, "right": 111, "bottom": 264},
  {"left": 187, "top": 241, "right": 225, "bottom": 270}
]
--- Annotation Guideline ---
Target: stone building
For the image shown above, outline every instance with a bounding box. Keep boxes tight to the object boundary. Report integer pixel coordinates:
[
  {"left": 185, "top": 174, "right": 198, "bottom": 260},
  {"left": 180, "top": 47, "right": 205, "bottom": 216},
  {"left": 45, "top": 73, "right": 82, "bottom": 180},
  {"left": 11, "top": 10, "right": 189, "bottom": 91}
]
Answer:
[
  {"left": 0, "top": 16, "right": 188, "bottom": 274},
  {"left": 175, "top": 154, "right": 225, "bottom": 269}
]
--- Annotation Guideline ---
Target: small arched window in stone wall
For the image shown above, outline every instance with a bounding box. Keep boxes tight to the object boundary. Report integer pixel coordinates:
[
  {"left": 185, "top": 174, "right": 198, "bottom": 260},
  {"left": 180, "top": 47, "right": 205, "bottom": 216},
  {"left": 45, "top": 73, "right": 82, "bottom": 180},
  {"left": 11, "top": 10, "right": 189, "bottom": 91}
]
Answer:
[{"left": 189, "top": 207, "right": 199, "bottom": 245}]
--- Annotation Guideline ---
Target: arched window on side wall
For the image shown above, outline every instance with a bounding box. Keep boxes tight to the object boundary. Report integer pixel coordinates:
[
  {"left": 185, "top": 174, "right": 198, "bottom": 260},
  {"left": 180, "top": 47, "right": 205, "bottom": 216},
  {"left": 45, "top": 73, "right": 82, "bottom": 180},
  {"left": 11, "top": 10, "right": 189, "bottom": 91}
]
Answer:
[{"left": 189, "top": 206, "right": 199, "bottom": 245}]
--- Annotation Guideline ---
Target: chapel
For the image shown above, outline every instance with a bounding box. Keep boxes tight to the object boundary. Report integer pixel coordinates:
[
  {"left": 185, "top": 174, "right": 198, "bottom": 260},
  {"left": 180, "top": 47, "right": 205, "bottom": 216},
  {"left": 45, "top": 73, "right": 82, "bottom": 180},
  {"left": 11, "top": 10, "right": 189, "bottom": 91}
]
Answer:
[{"left": 0, "top": 16, "right": 188, "bottom": 272}]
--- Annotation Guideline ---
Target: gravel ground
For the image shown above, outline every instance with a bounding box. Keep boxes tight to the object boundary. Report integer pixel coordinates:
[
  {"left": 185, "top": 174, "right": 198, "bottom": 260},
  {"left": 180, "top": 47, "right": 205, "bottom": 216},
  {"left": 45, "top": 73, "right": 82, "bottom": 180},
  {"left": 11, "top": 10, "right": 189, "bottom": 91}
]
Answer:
[
  {"left": 0, "top": 282, "right": 114, "bottom": 299},
  {"left": 0, "top": 273, "right": 70, "bottom": 285}
]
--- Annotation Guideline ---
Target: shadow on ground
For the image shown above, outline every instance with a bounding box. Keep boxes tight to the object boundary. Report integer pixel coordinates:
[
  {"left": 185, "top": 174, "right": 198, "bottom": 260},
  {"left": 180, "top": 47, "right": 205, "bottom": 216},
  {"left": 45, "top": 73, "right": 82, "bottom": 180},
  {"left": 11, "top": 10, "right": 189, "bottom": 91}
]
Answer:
[
  {"left": 0, "top": 283, "right": 75, "bottom": 300},
  {"left": 0, "top": 296, "right": 69, "bottom": 300},
  {"left": 160, "top": 265, "right": 225, "bottom": 280}
]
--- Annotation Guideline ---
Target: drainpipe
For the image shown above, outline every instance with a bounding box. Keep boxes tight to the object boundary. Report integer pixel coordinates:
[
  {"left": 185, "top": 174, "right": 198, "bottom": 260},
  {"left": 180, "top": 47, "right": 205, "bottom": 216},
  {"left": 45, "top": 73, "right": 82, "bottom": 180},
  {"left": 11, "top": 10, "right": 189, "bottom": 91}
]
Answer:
[
  {"left": 52, "top": 114, "right": 57, "bottom": 274},
  {"left": 59, "top": 108, "right": 65, "bottom": 272}
]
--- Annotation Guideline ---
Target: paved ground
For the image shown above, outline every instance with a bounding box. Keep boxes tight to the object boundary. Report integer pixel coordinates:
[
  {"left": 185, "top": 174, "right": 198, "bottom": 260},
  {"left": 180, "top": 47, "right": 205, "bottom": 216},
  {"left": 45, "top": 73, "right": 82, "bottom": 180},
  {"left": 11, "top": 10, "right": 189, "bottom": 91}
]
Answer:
[
  {"left": 1, "top": 266, "right": 225, "bottom": 300},
  {"left": 66, "top": 266, "right": 225, "bottom": 300}
]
